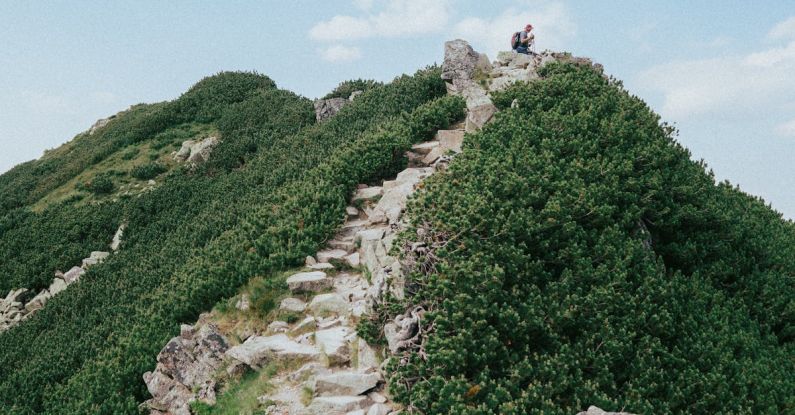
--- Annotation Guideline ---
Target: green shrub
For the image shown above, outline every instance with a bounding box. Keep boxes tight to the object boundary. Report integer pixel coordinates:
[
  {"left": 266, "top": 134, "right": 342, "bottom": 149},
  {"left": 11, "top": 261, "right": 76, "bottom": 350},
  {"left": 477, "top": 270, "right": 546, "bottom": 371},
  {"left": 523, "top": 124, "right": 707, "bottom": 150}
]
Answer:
[
  {"left": 130, "top": 162, "right": 167, "bottom": 180},
  {"left": 323, "top": 79, "right": 382, "bottom": 100},
  {"left": 87, "top": 174, "right": 114, "bottom": 194}
]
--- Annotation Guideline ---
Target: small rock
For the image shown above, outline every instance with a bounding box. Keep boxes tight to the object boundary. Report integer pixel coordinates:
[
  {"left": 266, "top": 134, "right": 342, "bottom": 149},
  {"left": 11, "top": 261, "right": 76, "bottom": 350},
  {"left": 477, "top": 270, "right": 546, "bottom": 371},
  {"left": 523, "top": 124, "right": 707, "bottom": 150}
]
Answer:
[
  {"left": 267, "top": 321, "right": 290, "bottom": 333},
  {"left": 368, "top": 403, "right": 392, "bottom": 415},
  {"left": 280, "top": 297, "right": 307, "bottom": 313},
  {"left": 309, "top": 262, "right": 335, "bottom": 271},
  {"left": 309, "top": 293, "right": 350, "bottom": 316},
  {"left": 306, "top": 255, "right": 318, "bottom": 266},
  {"left": 346, "top": 206, "right": 359, "bottom": 217},
  {"left": 368, "top": 392, "right": 387, "bottom": 404},
  {"left": 306, "top": 395, "right": 370, "bottom": 414},
  {"left": 345, "top": 252, "right": 360, "bottom": 268},
  {"left": 287, "top": 271, "right": 333, "bottom": 293},
  {"left": 63, "top": 266, "right": 84, "bottom": 284},
  {"left": 235, "top": 294, "right": 251, "bottom": 311},
  {"left": 47, "top": 278, "right": 67, "bottom": 296}
]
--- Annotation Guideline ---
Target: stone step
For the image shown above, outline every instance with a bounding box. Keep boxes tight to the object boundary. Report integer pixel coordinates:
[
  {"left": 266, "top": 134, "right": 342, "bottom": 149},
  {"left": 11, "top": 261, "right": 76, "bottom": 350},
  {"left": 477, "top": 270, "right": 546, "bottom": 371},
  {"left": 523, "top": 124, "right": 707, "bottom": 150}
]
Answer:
[
  {"left": 435, "top": 129, "right": 465, "bottom": 153},
  {"left": 314, "top": 326, "right": 355, "bottom": 365},
  {"left": 306, "top": 395, "right": 371, "bottom": 415},
  {"left": 308, "top": 262, "right": 335, "bottom": 271},
  {"left": 410, "top": 141, "right": 440, "bottom": 155},
  {"left": 308, "top": 293, "right": 350, "bottom": 316},
  {"left": 286, "top": 271, "right": 333, "bottom": 293},
  {"left": 328, "top": 239, "right": 356, "bottom": 253},
  {"left": 314, "top": 371, "right": 381, "bottom": 396},
  {"left": 279, "top": 297, "right": 307, "bottom": 313},
  {"left": 352, "top": 187, "right": 383, "bottom": 202},
  {"left": 317, "top": 249, "right": 349, "bottom": 263},
  {"left": 225, "top": 334, "right": 320, "bottom": 368}
]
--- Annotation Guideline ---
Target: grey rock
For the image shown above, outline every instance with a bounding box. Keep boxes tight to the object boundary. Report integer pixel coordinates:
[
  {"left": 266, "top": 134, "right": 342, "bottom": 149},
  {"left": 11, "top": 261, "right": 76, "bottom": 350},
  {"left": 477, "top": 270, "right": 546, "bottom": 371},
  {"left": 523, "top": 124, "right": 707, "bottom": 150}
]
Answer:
[
  {"left": 314, "top": 371, "right": 380, "bottom": 396},
  {"left": 63, "top": 266, "right": 85, "bottom": 284},
  {"left": 280, "top": 297, "right": 308, "bottom": 313},
  {"left": 441, "top": 39, "right": 480, "bottom": 81},
  {"left": 110, "top": 223, "right": 126, "bottom": 251},
  {"left": 314, "top": 98, "right": 349, "bottom": 122},
  {"left": 143, "top": 323, "right": 228, "bottom": 413},
  {"left": 306, "top": 395, "right": 370, "bottom": 415},
  {"left": 576, "top": 405, "right": 636, "bottom": 415},
  {"left": 286, "top": 271, "right": 333, "bottom": 293}
]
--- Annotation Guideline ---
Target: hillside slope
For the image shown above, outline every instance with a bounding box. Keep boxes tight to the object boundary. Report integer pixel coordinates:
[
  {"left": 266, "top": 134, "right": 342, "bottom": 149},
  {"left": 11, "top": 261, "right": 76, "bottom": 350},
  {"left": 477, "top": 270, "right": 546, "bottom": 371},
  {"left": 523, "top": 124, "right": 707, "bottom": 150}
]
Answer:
[
  {"left": 0, "top": 68, "right": 458, "bottom": 413},
  {"left": 380, "top": 59, "right": 794, "bottom": 414}
]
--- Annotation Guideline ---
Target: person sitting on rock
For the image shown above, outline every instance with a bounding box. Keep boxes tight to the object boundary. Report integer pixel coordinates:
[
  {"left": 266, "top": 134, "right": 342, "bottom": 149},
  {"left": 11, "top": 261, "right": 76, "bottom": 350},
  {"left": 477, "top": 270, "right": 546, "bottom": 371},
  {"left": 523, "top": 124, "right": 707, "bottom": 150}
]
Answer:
[{"left": 512, "top": 23, "right": 535, "bottom": 55}]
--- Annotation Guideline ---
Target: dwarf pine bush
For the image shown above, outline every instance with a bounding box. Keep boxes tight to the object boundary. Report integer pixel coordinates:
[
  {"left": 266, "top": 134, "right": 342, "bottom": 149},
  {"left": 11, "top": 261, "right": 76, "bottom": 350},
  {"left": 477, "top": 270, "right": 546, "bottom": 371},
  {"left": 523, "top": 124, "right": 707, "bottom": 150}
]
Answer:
[{"left": 386, "top": 62, "right": 794, "bottom": 414}]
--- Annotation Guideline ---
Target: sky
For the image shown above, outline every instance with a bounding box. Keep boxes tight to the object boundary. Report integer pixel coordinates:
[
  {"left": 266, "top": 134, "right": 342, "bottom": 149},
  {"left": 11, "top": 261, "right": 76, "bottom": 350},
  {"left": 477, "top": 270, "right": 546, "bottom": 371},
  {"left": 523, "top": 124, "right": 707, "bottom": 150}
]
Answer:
[{"left": 1, "top": 0, "right": 794, "bottom": 217}]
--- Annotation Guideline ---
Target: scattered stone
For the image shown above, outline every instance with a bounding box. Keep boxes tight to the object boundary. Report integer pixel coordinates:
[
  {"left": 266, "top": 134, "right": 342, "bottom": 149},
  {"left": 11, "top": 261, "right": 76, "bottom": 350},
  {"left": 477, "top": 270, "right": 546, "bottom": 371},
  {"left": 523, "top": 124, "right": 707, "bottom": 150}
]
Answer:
[
  {"left": 346, "top": 206, "right": 359, "bottom": 217},
  {"left": 280, "top": 297, "right": 307, "bottom": 313},
  {"left": 314, "top": 98, "right": 349, "bottom": 122},
  {"left": 287, "top": 271, "right": 333, "bottom": 293},
  {"left": 306, "top": 255, "right": 318, "bottom": 266}
]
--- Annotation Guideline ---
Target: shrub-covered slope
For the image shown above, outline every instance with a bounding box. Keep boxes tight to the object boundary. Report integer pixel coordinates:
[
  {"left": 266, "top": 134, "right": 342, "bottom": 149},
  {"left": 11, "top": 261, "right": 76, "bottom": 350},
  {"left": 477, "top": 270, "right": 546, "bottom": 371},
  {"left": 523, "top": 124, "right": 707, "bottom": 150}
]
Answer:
[
  {"left": 0, "top": 68, "right": 462, "bottom": 414},
  {"left": 386, "top": 63, "right": 794, "bottom": 414}
]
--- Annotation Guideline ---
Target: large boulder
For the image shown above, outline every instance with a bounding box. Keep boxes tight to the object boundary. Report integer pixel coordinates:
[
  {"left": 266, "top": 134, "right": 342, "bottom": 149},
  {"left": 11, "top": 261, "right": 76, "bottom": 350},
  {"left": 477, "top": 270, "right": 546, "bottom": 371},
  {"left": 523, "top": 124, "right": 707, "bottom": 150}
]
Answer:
[
  {"left": 173, "top": 135, "right": 220, "bottom": 164},
  {"left": 441, "top": 39, "right": 481, "bottom": 81},
  {"left": 143, "top": 323, "right": 229, "bottom": 413},
  {"left": 314, "top": 98, "right": 349, "bottom": 122}
]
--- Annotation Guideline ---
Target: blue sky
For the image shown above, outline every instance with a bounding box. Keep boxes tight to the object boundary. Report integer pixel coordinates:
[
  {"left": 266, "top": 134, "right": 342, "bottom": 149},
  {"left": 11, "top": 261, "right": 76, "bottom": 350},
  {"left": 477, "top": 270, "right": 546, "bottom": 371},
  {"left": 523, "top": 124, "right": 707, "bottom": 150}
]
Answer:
[{"left": 1, "top": 1, "right": 794, "bottom": 217}]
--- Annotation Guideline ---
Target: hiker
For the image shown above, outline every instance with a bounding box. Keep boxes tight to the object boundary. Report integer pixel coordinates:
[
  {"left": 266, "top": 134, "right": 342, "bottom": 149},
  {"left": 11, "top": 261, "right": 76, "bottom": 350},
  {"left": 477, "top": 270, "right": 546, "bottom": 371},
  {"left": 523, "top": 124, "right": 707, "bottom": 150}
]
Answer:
[{"left": 512, "top": 24, "right": 535, "bottom": 55}]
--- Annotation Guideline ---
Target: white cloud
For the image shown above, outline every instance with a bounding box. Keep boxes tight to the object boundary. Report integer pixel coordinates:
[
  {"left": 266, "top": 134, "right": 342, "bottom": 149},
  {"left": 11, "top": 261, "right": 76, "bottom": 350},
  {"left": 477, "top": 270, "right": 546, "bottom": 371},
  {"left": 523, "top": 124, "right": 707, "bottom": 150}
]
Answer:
[
  {"left": 451, "top": 1, "right": 576, "bottom": 59},
  {"left": 352, "top": 0, "right": 374, "bottom": 11},
  {"left": 775, "top": 118, "right": 795, "bottom": 137},
  {"left": 768, "top": 16, "right": 795, "bottom": 40},
  {"left": 309, "top": 0, "right": 452, "bottom": 42},
  {"left": 320, "top": 44, "right": 363, "bottom": 62},
  {"left": 638, "top": 39, "right": 795, "bottom": 121}
]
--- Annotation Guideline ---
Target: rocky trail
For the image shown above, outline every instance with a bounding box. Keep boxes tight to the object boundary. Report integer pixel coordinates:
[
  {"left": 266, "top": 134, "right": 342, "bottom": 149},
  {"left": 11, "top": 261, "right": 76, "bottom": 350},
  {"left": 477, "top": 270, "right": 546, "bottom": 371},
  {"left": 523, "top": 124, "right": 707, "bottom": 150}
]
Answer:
[{"left": 141, "top": 40, "right": 612, "bottom": 415}]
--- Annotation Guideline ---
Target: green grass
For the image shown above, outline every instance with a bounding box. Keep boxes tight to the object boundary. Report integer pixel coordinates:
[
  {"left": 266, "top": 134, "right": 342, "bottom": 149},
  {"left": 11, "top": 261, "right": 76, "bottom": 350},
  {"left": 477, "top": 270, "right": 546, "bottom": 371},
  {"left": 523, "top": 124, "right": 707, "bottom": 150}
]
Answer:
[{"left": 191, "top": 365, "right": 277, "bottom": 415}]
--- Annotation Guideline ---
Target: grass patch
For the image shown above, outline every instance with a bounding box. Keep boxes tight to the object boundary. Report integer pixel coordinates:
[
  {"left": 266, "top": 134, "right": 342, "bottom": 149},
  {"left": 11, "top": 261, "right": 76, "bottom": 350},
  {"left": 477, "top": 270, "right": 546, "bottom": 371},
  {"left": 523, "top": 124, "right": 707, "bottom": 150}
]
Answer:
[{"left": 191, "top": 365, "right": 276, "bottom": 415}]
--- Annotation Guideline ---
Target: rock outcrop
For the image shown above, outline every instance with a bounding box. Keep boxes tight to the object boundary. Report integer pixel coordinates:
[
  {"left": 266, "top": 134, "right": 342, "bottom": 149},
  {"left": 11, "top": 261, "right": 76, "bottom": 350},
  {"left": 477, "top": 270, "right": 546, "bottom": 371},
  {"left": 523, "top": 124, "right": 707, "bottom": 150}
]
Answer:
[
  {"left": 314, "top": 97, "right": 349, "bottom": 122},
  {"left": 173, "top": 135, "right": 220, "bottom": 164},
  {"left": 1, "top": 224, "right": 122, "bottom": 333},
  {"left": 143, "top": 322, "right": 229, "bottom": 414}
]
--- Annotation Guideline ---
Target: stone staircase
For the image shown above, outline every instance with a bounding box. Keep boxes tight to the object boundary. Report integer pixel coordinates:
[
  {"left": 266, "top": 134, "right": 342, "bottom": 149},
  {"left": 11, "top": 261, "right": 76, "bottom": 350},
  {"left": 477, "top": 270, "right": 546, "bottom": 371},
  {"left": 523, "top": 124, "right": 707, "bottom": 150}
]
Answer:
[
  {"left": 143, "top": 126, "right": 464, "bottom": 415},
  {"left": 223, "top": 128, "right": 465, "bottom": 415},
  {"left": 142, "top": 39, "right": 609, "bottom": 415}
]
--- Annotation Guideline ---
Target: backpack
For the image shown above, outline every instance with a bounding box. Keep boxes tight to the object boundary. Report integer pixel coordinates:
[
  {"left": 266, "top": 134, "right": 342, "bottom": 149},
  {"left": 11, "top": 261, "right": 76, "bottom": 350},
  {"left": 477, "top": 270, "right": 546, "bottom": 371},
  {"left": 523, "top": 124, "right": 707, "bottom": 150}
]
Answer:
[{"left": 511, "top": 32, "right": 521, "bottom": 49}]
